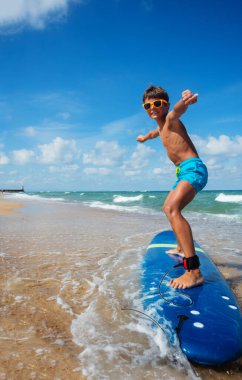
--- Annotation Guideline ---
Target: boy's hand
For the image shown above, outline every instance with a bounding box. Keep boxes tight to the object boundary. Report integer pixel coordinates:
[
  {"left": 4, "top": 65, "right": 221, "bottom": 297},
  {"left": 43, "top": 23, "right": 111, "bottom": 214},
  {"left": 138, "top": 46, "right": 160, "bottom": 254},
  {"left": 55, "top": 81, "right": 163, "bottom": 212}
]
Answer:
[
  {"left": 182, "top": 89, "right": 198, "bottom": 106},
  {"left": 136, "top": 135, "right": 146, "bottom": 143}
]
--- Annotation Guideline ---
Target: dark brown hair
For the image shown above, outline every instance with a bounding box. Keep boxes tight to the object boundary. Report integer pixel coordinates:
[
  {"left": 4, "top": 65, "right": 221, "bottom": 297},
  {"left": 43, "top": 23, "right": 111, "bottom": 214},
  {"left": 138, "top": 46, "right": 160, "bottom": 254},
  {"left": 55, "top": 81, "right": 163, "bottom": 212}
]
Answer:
[{"left": 142, "top": 85, "right": 169, "bottom": 103}]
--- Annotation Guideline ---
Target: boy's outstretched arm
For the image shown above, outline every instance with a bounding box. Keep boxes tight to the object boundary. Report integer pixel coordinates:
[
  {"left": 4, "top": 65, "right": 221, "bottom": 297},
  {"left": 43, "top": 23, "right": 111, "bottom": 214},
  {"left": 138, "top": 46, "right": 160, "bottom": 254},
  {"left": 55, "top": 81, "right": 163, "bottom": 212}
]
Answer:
[
  {"left": 167, "top": 89, "right": 198, "bottom": 121},
  {"left": 136, "top": 128, "right": 159, "bottom": 143}
]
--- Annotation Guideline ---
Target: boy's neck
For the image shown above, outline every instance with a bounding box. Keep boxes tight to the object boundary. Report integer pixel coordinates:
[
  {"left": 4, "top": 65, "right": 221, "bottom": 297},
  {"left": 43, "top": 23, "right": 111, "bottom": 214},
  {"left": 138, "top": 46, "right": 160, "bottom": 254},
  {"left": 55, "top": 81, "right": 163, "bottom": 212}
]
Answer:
[{"left": 157, "top": 117, "right": 166, "bottom": 129}]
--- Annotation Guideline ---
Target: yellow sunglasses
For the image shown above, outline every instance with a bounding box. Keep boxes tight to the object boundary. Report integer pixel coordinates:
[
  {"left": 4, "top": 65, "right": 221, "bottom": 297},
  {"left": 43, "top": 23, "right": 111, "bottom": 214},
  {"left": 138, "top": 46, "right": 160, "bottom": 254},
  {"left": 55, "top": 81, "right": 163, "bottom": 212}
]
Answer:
[{"left": 142, "top": 99, "right": 168, "bottom": 111}]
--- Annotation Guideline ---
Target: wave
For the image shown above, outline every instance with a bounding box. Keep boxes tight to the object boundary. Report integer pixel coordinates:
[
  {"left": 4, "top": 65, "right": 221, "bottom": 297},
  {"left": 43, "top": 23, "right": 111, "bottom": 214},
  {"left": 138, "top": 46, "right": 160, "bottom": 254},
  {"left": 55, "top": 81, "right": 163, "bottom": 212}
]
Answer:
[
  {"left": 187, "top": 210, "right": 241, "bottom": 221},
  {"left": 215, "top": 193, "right": 242, "bottom": 204},
  {"left": 5, "top": 193, "right": 65, "bottom": 203},
  {"left": 83, "top": 201, "right": 158, "bottom": 215},
  {"left": 113, "top": 194, "right": 143, "bottom": 203}
]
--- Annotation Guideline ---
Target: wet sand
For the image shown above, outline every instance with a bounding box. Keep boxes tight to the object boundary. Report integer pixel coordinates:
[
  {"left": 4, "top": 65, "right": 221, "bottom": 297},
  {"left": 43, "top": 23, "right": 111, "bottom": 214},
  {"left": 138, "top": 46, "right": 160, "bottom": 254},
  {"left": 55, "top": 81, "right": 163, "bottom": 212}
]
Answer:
[
  {"left": 0, "top": 199, "right": 241, "bottom": 379},
  {"left": 0, "top": 200, "right": 85, "bottom": 379},
  {"left": 0, "top": 199, "right": 23, "bottom": 215},
  {"left": 0, "top": 200, "right": 151, "bottom": 379}
]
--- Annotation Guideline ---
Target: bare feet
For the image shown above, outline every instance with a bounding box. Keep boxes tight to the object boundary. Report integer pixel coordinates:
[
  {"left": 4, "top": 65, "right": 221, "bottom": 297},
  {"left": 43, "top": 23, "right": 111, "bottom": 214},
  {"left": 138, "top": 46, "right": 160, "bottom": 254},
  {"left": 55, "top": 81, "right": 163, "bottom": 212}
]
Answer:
[
  {"left": 169, "top": 269, "right": 204, "bottom": 289},
  {"left": 166, "top": 246, "right": 184, "bottom": 257}
]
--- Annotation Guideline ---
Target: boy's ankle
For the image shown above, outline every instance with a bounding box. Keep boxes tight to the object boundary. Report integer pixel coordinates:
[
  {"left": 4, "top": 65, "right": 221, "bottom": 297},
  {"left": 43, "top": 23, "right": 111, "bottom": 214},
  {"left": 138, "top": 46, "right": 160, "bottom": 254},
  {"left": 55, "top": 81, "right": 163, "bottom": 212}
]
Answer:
[{"left": 188, "top": 268, "right": 202, "bottom": 276}]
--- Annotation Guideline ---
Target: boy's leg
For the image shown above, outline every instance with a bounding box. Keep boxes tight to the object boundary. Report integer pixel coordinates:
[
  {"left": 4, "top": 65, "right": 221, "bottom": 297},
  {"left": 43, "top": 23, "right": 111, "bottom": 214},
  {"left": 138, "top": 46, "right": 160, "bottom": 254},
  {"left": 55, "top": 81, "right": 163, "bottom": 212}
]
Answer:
[
  {"left": 165, "top": 191, "right": 184, "bottom": 255},
  {"left": 164, "top": 185, "right": 195, "bottom": 255},
  {"left": 162, "top": 180, "right": 203, "bottom": 289}
]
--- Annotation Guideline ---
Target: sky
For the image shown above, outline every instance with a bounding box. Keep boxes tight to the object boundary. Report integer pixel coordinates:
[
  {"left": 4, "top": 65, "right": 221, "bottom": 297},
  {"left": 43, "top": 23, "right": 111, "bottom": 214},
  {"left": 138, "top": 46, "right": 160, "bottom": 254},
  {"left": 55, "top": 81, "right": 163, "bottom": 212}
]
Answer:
[{"left": 0, "top": 0, "right": 242, "bottom": 191}]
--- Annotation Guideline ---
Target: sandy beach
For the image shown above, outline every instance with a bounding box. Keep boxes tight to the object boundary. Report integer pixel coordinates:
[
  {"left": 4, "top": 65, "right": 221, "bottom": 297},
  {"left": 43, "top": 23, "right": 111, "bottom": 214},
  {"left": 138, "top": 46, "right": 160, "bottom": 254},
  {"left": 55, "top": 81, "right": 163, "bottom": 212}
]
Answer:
[
  {"left": 0, "top": 199, "right": 23, "bottom": 215},
  {"left": 0, "top": 197, "right": 241, "bottom": 379},
  {"left": 0, "top": 200, "right": 85, "bottom": 379}
]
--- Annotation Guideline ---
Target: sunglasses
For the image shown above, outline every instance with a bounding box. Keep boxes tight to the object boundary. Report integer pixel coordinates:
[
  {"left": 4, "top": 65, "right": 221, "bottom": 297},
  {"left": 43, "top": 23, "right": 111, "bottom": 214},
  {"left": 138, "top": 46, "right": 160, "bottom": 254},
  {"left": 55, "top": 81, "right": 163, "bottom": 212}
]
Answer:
[{"left": 142, "top": 99, "right": 168, "bottom": 110}]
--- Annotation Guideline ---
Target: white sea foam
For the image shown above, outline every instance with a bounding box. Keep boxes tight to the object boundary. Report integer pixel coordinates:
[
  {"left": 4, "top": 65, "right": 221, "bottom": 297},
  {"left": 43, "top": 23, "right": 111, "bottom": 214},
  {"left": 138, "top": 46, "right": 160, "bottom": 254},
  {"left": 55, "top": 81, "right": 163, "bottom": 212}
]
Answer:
[
  {"left": 215, "top": 193, "right": 242, "bottom": 203},
  {"left": 5, "top": 193, "right": 65, "bottom": 203},
  {"left": 113, "top": 194, "right": 143, "bottom": 203},
  {"left": 56, "top": 296, "right": 73, "bottom": 315},
  {"left": 84, "top": 201, "right": 158, "bottom": 215},
  {"left": 71, "top": 243, "right": 195, "bottom": 380},
  {"left": 187, "top": 210, "right": 241, "bottom": 221}
]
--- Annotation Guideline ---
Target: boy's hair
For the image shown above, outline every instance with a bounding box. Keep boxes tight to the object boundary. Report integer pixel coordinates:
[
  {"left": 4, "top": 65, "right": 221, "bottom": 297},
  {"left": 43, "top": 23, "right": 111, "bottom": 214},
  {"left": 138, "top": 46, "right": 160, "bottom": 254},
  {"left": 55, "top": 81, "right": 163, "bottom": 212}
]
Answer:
[{"left": 142, "top": 85, "right": 169, "bottom": 103}]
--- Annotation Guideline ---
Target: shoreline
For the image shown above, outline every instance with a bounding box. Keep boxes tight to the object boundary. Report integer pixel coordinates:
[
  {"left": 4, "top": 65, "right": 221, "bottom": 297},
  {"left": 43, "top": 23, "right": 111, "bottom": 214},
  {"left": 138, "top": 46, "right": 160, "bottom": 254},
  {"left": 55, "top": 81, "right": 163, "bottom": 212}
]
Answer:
[{"left": 0, "top": 198, "right": 241, "bottom": 379}]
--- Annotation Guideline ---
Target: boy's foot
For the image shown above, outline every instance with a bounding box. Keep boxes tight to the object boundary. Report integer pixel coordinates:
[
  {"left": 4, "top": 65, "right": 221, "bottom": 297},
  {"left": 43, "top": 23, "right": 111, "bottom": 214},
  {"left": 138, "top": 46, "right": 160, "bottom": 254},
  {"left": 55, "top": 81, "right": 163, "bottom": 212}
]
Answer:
[
  {"left": 169, "top": 269, "right": 203, "bottom": 289},
  {"left": 166, "top": 247, "right": 184, "bottom": 257}
]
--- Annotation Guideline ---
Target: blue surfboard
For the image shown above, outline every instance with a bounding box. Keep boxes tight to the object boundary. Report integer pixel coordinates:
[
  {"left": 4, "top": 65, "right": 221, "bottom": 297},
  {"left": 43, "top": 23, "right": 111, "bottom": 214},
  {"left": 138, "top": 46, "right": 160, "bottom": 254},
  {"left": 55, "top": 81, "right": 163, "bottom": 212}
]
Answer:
[{"left": 141, "top": 230, "right": 242, "bottom": 365}]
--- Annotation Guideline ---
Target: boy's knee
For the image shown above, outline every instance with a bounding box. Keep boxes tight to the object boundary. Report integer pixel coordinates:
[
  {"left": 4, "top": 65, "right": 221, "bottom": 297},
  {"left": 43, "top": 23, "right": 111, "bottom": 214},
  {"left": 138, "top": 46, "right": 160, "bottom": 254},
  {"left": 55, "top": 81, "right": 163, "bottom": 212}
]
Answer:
[
  {"left": 162, "top": 202, "right": 179, "bottom": 219},
  {"left": 162, "top": 203, "right": 167, "bottom": 214}
]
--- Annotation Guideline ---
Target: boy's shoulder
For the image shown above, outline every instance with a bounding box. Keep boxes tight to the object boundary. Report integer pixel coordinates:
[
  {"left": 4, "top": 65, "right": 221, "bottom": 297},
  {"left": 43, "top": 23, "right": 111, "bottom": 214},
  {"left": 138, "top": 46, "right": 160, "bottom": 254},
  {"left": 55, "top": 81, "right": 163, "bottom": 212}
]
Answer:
[{"left": 164, "top": 113, "right": 183, "bottom": 129}]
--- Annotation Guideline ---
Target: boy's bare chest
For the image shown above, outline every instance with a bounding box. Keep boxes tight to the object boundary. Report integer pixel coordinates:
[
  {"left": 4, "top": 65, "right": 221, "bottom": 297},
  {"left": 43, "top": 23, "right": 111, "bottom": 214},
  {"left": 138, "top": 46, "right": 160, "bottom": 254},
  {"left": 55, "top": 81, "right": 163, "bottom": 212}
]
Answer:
[
  {"left": 159, "top": 129, "right": 172, "bottom": 147},
  {"left": 159, "top": 129, "right": 184, "bottom": 150}
]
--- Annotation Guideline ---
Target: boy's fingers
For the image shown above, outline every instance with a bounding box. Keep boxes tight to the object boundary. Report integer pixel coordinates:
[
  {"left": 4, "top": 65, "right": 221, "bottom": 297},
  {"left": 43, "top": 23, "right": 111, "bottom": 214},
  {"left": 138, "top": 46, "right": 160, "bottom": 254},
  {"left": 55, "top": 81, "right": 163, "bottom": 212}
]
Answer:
[
  {"left": 191, "top": 94, "right": 199, "bottom": 102},
  {"left": 183, "top": 93, "right": 199, "bottom": 104},
  {"left": 182, "top": 91, "right": 199, "bottom": 98}
]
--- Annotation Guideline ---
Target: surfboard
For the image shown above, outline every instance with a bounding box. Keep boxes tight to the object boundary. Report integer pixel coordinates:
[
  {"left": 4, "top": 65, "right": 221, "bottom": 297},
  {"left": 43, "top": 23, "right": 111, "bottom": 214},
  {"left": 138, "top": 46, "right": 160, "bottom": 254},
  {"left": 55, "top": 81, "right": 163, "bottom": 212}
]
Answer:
[{"left": 141, "top": 230, "right": 242, "bottom": 365}]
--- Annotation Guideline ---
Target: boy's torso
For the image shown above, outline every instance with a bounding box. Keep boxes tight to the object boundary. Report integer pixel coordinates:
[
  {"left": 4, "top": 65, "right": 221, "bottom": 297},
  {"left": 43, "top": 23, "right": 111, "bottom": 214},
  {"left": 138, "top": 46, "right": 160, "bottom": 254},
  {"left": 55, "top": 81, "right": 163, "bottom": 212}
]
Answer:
[{"left": 158, "top": 119, "right": 198, "bottom": 166}]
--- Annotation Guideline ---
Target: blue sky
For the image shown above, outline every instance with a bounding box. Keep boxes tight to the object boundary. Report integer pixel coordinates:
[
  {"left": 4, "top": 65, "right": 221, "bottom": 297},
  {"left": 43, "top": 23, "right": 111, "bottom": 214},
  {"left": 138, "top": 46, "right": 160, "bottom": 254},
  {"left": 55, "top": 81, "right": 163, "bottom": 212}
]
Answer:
[{"left": 0, "top": 0, "right": 242, "bottom": 191}]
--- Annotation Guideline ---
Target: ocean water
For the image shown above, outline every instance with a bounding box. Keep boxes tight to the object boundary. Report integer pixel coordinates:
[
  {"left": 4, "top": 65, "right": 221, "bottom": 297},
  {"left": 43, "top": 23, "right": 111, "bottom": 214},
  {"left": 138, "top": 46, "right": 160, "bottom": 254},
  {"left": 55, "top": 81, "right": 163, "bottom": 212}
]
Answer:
[
  {"left": 2, "top": 190, "right": 242, "bottom": 379},
  {"left": 9, "top": 189, "right": 242, "bottom": 220}
]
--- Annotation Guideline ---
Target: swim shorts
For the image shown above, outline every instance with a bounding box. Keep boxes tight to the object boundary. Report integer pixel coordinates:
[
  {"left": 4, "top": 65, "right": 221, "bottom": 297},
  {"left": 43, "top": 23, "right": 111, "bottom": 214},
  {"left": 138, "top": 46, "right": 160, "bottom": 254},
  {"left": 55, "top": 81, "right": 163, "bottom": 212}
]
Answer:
[{"left": 172, "top": 157, "right": 208, "bottom": 193}]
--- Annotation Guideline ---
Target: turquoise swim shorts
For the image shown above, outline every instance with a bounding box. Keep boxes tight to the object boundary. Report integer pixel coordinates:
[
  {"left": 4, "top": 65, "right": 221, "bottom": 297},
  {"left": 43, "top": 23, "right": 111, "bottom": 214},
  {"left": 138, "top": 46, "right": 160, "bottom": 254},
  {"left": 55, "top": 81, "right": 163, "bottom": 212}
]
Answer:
[{"left": 172, "top": 157, "right": 208, "bottom": 193}]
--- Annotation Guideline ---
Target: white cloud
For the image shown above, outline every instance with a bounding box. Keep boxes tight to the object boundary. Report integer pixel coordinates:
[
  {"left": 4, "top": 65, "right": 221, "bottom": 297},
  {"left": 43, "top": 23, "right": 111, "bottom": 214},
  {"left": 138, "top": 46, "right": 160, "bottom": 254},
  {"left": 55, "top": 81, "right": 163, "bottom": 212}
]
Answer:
[
  {"left": 192, "top": 134, "right": 242, "bottom": 156},
  {"left": 38, "top": 136, "right": 79, "bottom": 164},
  {"left": 204, "top": 135, "right": 242, "bottom": 156},
  {"left": 24, "top": 126, "right": 38, "bottom": 136},
  {"left": 153, "top": 162, "right": 174, "bottom": 179},
  {"left": 83, "top": 167, "right": 96, "bottom": 175},
  {"left": 122, "top": 144, "right": 155, "bottom": 176},
  {"left": 83, "top": 167, "right": 111, "bottom": 176},
  {"left": 153, "top": 168, "right": 162, "bottom": 175},
  {"left": 83, "top": 140, "right": 125, "bottom": 167},
  {"left": 0, "top": 152, "right": 10, "bottom": 164},
  {"left": 123, "top": 170, "right": 140, "bottom": 177},
  {"left": 12, "top": 149, "right": 35, "bottom": 164},
  {"left": 0, "top": 0, "right": 82, "bottom": 32},
  {"left": 48, "top": 164, "right": 80, "bottom": 173},
  {"left": 205, "top": 158, "right": 223, "bottom": 171}
]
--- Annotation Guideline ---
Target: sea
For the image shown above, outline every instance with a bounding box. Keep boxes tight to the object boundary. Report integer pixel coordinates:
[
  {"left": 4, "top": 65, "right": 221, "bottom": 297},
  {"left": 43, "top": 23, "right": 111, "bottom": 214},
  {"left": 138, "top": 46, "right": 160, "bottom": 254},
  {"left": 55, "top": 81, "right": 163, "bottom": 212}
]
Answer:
[
  {"left": 2, "top": 190, "right": 242, "bottom": 379},
  {"left": 9, "top": 189, "right": 242, "bottom": 220}
]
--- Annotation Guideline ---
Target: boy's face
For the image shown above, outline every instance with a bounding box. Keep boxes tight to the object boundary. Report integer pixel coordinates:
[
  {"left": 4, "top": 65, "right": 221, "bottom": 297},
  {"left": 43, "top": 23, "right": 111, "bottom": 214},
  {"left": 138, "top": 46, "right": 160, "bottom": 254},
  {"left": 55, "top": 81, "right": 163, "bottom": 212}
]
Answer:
[{"left": 143, "top": 97, "right": 169, "bottom": 120}]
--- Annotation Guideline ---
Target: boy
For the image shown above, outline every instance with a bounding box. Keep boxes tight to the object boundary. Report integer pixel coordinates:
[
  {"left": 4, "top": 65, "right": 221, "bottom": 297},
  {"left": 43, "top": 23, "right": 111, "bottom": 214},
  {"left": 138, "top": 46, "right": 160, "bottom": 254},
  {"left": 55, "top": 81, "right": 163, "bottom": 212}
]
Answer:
[{"left": 137, "top": 86, "right": 208, "bottom": 289}]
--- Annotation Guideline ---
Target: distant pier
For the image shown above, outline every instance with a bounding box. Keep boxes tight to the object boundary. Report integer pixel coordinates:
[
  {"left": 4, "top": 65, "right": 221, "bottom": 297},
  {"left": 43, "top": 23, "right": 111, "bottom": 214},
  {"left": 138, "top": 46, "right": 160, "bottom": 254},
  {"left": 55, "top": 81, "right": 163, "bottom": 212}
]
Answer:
[{"left": 0, "top": 186, "right": 24, "bottom": 193}]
